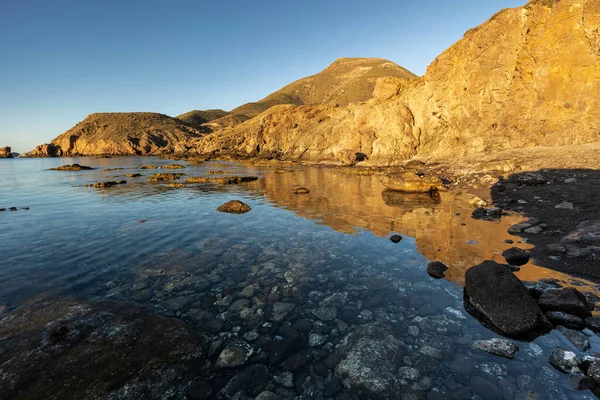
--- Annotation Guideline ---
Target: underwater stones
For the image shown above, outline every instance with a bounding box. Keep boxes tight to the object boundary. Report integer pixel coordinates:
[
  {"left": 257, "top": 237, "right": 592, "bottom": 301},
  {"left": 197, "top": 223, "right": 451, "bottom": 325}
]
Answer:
[
  {"left": 309, "top": 332, "right": 328, "bottom": 347},
  {"left": 464, "top": 260, "right": 551, "bottom": 337},
  {"left": 275, "top": 371, "right": 294, "bottom": 388},
  {"left": 389, "top": 235, "right": 403, "bottom": 243},
  {"left": 215, "top": 340, "right": 254, "bottom": 369},
  {"left": 335, "top": 324, "right": 408, "bottom": 398},
  {"left": 268, "top": 336, "right": 306, "bottom": 366},
  {"left": 320, "top": 292, "right": 349, "bottom": 308},
  {"left": 49, "top": 163, "right": 94, "bottom": 171},
  {"left": 556, "top": 326, "right": 590, "bottom": 351},
  {"left": 501, "top": 247, "right": 530, "bottom": 266},
  {"left": 217, "top": 200, "right": 251, "bottom": 214},
  {"left": 548, "top": 348, "right": 582, "bottom": 374},
  {"left": 222, "top": 364, "right": 271, "bottom": 399},
  {"left": 474, "top": 338, "right": 519, "bottom": 359},
  {"left": 537, "top": 288, "right": 592, "bottom": 319},
  {"left": 270, "top": 302, "right": 295, "bottom": 322},
  {"left": 426, "top": 261, "right": 448, "bottom": 279},
  {"left": 312, "top": 307, "right": 337, "bottom": 322},
  {"left": 585, "top": 316, "right": 600, "bottom": 332}
]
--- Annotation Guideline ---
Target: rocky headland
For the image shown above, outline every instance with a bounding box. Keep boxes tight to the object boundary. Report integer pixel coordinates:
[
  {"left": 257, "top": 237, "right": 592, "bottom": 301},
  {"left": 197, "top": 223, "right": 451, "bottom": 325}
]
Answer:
[{"left": 0, "top": 146, "right": 13, "bottom": 158}]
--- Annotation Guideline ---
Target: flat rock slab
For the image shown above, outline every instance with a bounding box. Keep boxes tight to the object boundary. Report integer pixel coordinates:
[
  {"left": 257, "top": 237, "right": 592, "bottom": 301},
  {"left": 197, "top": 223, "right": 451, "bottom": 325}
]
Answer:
[{"left": 464, "top": 260, "right": 551, "bottom": 338}]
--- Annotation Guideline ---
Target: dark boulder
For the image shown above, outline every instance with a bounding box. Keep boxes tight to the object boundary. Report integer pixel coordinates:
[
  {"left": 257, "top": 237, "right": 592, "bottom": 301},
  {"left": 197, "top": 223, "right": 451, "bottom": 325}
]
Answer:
[
  {"left": 537, "top": 288, "right": 592, "bottom": 318},
  {"left": 427, "top": 261, "right": 448, "bottom": 279},
  {"left": 222, "top": 364, "right": 271, "bottom": 399},
  {"left": 389, "top": 235, "right": 403, "bottom": 243},
  {"left": 268, "top": 336, "right": 306, "bottom": 366},
  {"left": 464, "top": 260, "right": 551, "bottom": 338},
  {"left": 501, "top": 247, "right": 530, "bottom": 266},
  {"left": 545, "top": 311, "right": 585, "bottom": 330}
]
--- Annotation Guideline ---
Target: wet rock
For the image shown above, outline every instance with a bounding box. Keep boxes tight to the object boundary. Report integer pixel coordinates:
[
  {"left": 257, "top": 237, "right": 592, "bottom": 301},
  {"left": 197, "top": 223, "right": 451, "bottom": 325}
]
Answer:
[
  {"left": 86, "top": 180, "right": 127, "bottom": 188},
  {"left": 545, "top": 311, "right": 585, "bottom": 330},
  {"left": 50, "top": 163, "right": 94, "bottom": 171},
  {"left": 556, "top": 325, "right": 590, "bottom": 351},
  {"left": 275, "top": 371, "right": 295, "bottom": 388},
  {"left": 464, "top": 260, "right": 551, "bottom": 338},
  {"left": 255, "top": 391, "right": 281, "bottom": 400},
  {"left": 582, "top": 356, "right": 600, "bottom": 384},
  {"left": 561, "top": 220, "right": 600, "bottom": 246},
  {"left": 187, "top": 176, "right": 258, "bottom": 184},
  {"left": 382, "top": 171, "right": 445, "bottom": 193},
  {"left": 125, "top": 173, "right": 141, "bottom": 177},
  {"left": 324, "top": 353, "right": 341, "bottom": 369},
  {"left": 312, "top": 307, "right": 337, "bottom": 322},
  {"left": 501, "top": 247, "right": 530, "bottom": 266},
  {"left": 294, "top": 187, "right": 310, "bottom": 194},
  {"left": 243, "top": 330, "right": 260, "bottom": 342},
  {"left": 292, "top": 319, "right": 313, "bottom": 335},
  {"left": 398, "top": 366, "right": 420, "bottom": 381},
  {"left": 320, "top": 292, "right": 349, "bottom": 308},
  {"left": 548, "top": 348, "right": 582, "bottom": 374},
  {"left": 229, "top": 299, "right": 251, "bottom": 313},
  {"left": 281, "top": 353, "right": 307, "bottom": 372},
  {"left": 222, "top": 364, "right": 271, "bottom": 399},
  {"left": 426, "top": 261, "right": 448, "bottom": 279},
  {"left": 215, "top": 340, "right": 254, "bottom": 369},
  {"left": 389, "top": 235, "right": 403, "bottom": 243},
  {"left": 335, "top": 324, "right": 408, "bottom": 398},
  {"left": 309, "top": 332, "right": 328, "bottom": 347},
  {"left": 239, "top": 284, "right": 256, "bottom": 298},
  {"left": 585, "top": 316, "right": 600, "bottom": 332},
  {"left": 324, "top": 376, "right": 341, "bottom": 397},
  {"left": 217, "top": 200, "right": 251, "bottom": 214},
  {"left": 148, "top": 172, "right": 186, "bottom": 182},
  {"left": 537, "top": 288, "right": 592, "bottom": 318},
  {"left": 534, "top": 367, "right": 569, "bottom": 400},
  {"left": 474, "top": 338, "right": 519, "bottom": 359},
  {"left": 269, "top": 336, "right": 305, "bottom": 365},
  {"left": 186, "top": 381, "right": 213, "bottom": 400},
  {"left": 271, "top": 302, "right": 295, "bottom": 322},
  {"left": 160, "top": 163, "right": 185, "bottom": 169}
]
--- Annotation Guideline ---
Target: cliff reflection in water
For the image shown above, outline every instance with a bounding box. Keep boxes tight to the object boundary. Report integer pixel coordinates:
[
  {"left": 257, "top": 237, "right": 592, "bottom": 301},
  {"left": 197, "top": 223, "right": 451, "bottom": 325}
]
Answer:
[{"left": 247, "top": 167, "right": 581, "bottom": 286}]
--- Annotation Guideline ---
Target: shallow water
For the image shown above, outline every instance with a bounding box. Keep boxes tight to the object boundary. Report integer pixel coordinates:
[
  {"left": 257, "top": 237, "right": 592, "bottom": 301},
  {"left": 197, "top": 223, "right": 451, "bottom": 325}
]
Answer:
[{"left": 1, "top": 157, "right": 599, "bottom": 399}]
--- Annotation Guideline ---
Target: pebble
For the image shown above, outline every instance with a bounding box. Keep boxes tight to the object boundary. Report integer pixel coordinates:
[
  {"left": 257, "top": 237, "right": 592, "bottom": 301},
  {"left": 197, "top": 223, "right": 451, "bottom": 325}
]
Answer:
[{"left": 555, "top": 201, "right": 574, "bottom": 210}]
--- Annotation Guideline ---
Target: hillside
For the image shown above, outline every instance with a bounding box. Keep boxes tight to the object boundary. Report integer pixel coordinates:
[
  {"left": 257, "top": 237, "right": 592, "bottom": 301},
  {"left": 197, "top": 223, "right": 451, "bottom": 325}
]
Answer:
[
  {"left": 27, "top": 112, "right": 203, "bottom": 157},
  {"left": 175, "top": 109, "right": 250, "bottom": 132},
  {"left": 196, "top": 0, "right": 600, "bottom": 164},
  {"left": 231, "top": 58, "right": 417, "bottom": 117}
]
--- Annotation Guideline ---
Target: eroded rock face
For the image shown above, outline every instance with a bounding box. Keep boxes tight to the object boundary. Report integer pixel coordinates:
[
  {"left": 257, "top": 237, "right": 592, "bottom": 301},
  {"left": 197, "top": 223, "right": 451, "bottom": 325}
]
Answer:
[
  {"left": 0, "top": 146, "right": 13, "bottom": 158},
  {"left": 194, "top": 0, "right": 600, "bottom": 164},
  {"left": 335, "top": 324, "right": 408, "bottom": 399}
]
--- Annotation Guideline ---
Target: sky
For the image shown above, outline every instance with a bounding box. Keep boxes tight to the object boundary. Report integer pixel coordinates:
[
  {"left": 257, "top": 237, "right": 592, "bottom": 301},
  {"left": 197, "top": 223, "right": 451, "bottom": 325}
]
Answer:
[{"left": 0, "top": 0, "right": 524, "bottom": 153}]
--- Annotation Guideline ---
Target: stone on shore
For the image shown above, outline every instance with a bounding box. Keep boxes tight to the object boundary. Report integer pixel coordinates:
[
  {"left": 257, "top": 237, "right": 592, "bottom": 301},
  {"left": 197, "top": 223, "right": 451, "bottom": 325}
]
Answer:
[
  {"left": 537, "top": 288, "right": 592, "bottom": 319},
  {"left": 382, "top": 171, "right": 445, "bottom": 193},
  {"left": 464, "top": 260, "right": 551, "bottom": 337},
  {"left": 501, "top": 247, "right": 530, "bottom": 266},
  {"left": 217, "top": 200, "right": 251, "bottom": 214},
  {"left": 427, "top": 261, "right": 448, "bottom": 279}
]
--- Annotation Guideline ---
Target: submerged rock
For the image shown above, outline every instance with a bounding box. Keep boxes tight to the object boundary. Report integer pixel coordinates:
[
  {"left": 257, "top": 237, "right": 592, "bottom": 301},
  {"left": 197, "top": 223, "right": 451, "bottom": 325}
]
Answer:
[
  {"left": 50, "top": 163, "right": 94, "bottom": 171},
  {"left": 215, "top": 340, "right": 254, "bottom": 369},
  {"left": 222, "top": 364, "right": 271, "bottom": 399},
  {"left": 335, "top": 324, "right": 408, "bottom": 398},
  {"left": 556, "top": 326, "right": 590, "bottom": 351},
  {"left": 474, "top": 338, "right": 519, "bottom": 359},
  {"left": 537, "top": 288, "right": 592, "bottom": 319},
  {"left": 545, "top": 311, "right": 585, "bottom": 330},
  {"left": 548, "top": 348, "right": 582, "bottom": 374},
  {"left": 217, "top": 200, "right": 251, "bottom": 214},
  {"left": 464, "top": 260, "right": 551, "bottom": 338}
]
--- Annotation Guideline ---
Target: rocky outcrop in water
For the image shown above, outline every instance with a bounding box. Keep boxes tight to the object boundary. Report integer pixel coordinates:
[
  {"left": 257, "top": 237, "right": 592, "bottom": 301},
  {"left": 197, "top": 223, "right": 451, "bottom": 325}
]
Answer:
[
  {"left": 0, "top": 147, "right": 13, "bottom": 158},
  {"left": 28, "top": 112, "right": 203, "bottom": 157},
  {"left": 195, "top": 0, "right": 600, "bottom": 164}
]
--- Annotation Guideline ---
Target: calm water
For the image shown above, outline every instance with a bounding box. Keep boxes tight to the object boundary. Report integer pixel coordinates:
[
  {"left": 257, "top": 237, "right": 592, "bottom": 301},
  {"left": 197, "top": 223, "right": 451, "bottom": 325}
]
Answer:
[{"left": 0, "top": 157, "right": 598, "bottom": 399}]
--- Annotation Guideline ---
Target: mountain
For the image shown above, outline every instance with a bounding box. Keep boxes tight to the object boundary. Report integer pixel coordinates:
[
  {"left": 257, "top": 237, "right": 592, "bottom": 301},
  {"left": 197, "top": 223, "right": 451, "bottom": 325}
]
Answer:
[
  {"left": 175, "top": 109, "right": 250, "bottom": 132},
  {"left": 196, "top": 0, "right": 600, "bottom": 164},
  {"left": 27, "top": 113, "right": 203, "bottom": 157},
  {"left": 231, "top": 58, "right": 417, "bottom": 117}
]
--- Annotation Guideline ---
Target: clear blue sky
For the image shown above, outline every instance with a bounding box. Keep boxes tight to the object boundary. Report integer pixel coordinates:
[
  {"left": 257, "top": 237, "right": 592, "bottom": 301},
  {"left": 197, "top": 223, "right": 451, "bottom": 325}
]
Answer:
[{"left": 0, "top": 0, "right": 524, "bottom": 153}]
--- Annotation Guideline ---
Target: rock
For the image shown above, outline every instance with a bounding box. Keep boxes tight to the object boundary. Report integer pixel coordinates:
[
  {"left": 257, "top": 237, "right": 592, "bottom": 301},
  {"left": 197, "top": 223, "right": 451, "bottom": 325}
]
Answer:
[
  {"left": 545, "top": 311, "right": 585, "bottom": 330},
  {"left": 215, "top": 340, "right": 254, "bottom": 369},
  {"left": 324, "top": 353, "right": 342, "bottom": 369},
  {"left": 243, "top": 330, "right": 260, "bottom": 342},
  {"left": 281, "top": 353, "right": 307, "bottom": 372},
  {"left": 222, "top": 365, "right": 271, "bottom": 399},
  {"left": 309, "top": 332, "right": 327, "bottom": 347},
  {"left": 474, "top": 338, "right": 519, "bottom": 359},
  {"left": 311, "top": 307, "right": 337, "bottom": 322},
  {"left": 50, "top": 163, "right": 93, "bottom": 171},
  {"left": 229, "top": 299, "right": 251, "bottom": 313},
  {"left": 389, "top": 234, "right": 403, "bottom": 243},
  {"left": 239, "top": 284, "right": 256, "bottom": 298},
  {"left": 85, "top": 180, "right": 127, "bottom": 188},
  {"left": 294, "top": 187, "right": 310, "bottom": 194},
  {"left": 275, "top": 371, "right": 294, "bottom": 388},
  {"left": 582, "top": 356, "right": 600, "bottom": 385},
  {"left": 0, "top": 146, "right": 13, "bottom": 158},
  {"left": 524, "top": 226, "right": 543, "bottom": 234},
  {"left": 560, "top": 220, "right": 600, "bottom": 246},
  {"left": 548, "top": 348, "right": 582, "bottom": 374},
  {"left": 186, "top": 381, "right": 213, "bottom": 400},
  {"left": 269, "top": 336, "right": 305, "bottom": 365},
  {"left": 148, "top": 172, "right": 186, "bottom": 182},
  {"left": 217, "top": 200, "right": 251, "bottom": 214},
  {"left": 292, "top": 319, "right": 313, "bottom": 335},
  {"left": 555, "top": 201, "right": 574, "bottom": 210},
  {"left": 320, "top": 292, "right": 349, "bottom": 308},
  {"left": 335, "top": 325, "right": 408, "bottom": 398},
  {"left": 501, "top": 247, "right": 530, "bottom": 266},
  {"left": 585, "top": 316, "right": 600, "bottom": 332},
  {"left": 556, "top": 326, "right": 590, "bottom": 351},
  {"left": 187, "top": 176, "right": 258, "bottom": 184},
  {"left": 537, "top": 288, "right": 592, "bottom": 318},
  {"left": 254, "top": 391, "right": 281, "bottom": 400},
  {"left": 464, "top": 260, "right": 551, "bottom": 337},
  {"left": 160, "top": 163, "right": 185, "bottom": 169},
  {"left": 426, "top": 261, "right": 448, "bottom": 279},
  {"left": 398, "top": 366, "right": 421, "bottom": 381},
  {"left": 270, "top": 302, "right": 295, "bottom": 322},
  {"left": 382, "top": 172, "right": 445, "bottom": 193}
]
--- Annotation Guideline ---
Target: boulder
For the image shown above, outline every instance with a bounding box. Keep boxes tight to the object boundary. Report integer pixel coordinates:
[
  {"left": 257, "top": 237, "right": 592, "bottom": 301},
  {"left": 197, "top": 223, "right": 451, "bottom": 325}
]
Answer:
[
  {"left": 426, "top": 261, "right": 448, "bottom": 279},
  {"left": 545, "top": 311, "right": 585, "bottom": 330},
  {"left": 556, "top": 326, "right": 590, "bottom": 351},
  {"left": 501, "top": 247, "right": 530, "bottom": 266},
  {"left": 222, "top": 364, "right": 271, "bottom": 399},
  {"left": 0, "top": 146, "right": 13, "bottom": 158},
  {"left": 217, "top": 200, "right": 251, "bottom": 214},
  {"left": 50, "top": 164, "right": 94, "bottom": 171},
  {"left": 215, "top": 340, "right": 253, "bottom": 369},
  {"left": 464, "top": 260, "right": 551, "bottom": 338},
  {"left": 548, "top": 348, "right": 582, "bottom": 375},
  {"left": 335, "top": 324, "right": 408, "bottom": 399},
  {"left": 537, "top": 288, "right": 592, "bottom": 318},
  {"left": 382, "top": 172, "right": 445, "bottom": 193},
  {"left": 474, "top": 338, "right": 519, "bottom": 359},
  {"left": 389, "top": 234, "right": 402, "bottom": 243}
]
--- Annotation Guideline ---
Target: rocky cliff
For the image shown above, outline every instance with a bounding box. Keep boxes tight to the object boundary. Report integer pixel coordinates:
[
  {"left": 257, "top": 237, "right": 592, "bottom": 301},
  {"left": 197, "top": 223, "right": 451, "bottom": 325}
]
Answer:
[
  {"left": 176, "top": 109, "right": 250, "bottom": 132},
  {"left": 0, "top": 147, "right": 13, "bottom": 158},
  {"left": 196, "top": 0, "right": 600, "bottom": 164},
  {"left": 231, "top": 57, "right": 417, "bottom": 117},
  {"left": 28, "top": 113, "right": 203, "bottom": 157}
]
